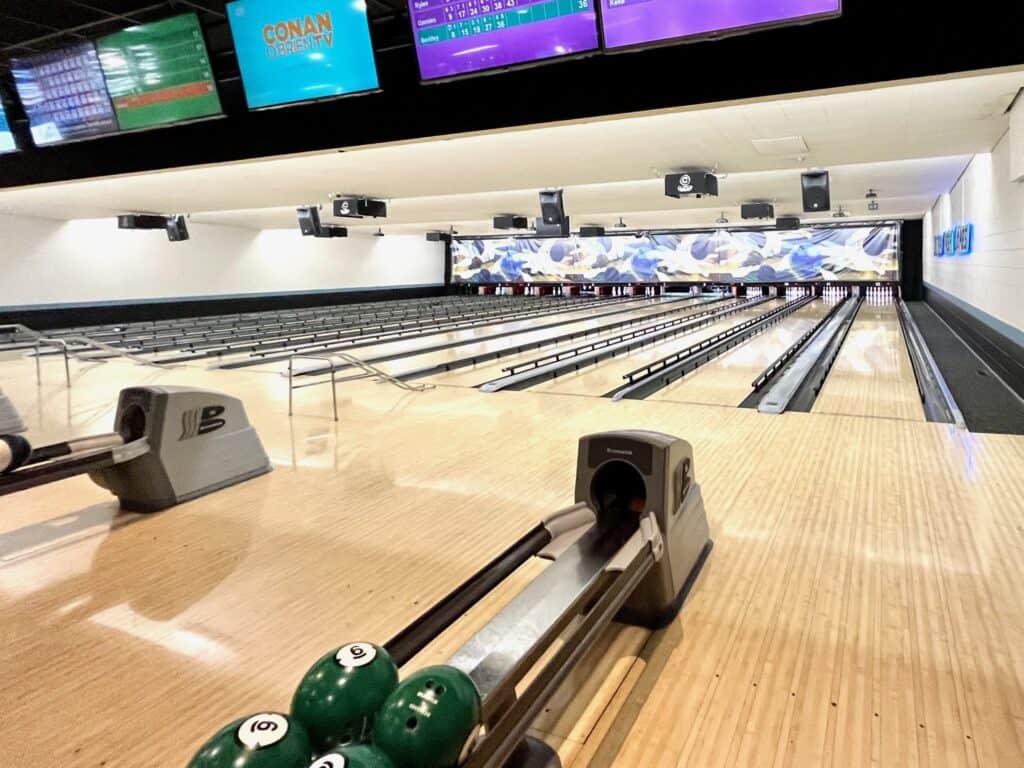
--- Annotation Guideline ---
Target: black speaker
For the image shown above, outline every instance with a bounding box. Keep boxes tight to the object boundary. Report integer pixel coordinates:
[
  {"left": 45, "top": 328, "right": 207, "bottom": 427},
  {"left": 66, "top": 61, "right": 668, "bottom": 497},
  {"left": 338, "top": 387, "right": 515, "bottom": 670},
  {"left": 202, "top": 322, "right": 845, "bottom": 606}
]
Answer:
[
  {"left": 539, "top": 190, "right": 565, "bottom": 225},
  {"left": 316, "top": 225, "right": 347, "bottom": 238},
  {"left": 535, "top": 216, "right": 570, "bottom": 237},
  {"left": 297, "top": 206, "right": 322, "bottom": 236},
  {"left": 801, "top": 170, "right": 831, "bottom": 212},
  {"left": 664, "top": 171, "right": 719, "bottom": 199},
  {"left": 358, "top": 199, "right": 388, "bottom": 218},
  {"left": 494, "top": 214, "right": 529, "bottom": 230},
  {"left": 776, "top": 216, "right": 802, "bottom": 231},
  {"left": 165, "top": 215, "right": 189, "bottom": 242},
  {"left": 426, "top": 231, "right": 451, "bottom": 243},
  {"left": 579, "top": 225, "right": 606, "bottom": 237},
  {"left": 118, "top": 214, "right": 168, "bottom": 230},
  {"left": 741, "top": 202, "right": 775, "bottom": 220},
  {"left": 333, "top": 198, "right": 361, "bottom": 218}
]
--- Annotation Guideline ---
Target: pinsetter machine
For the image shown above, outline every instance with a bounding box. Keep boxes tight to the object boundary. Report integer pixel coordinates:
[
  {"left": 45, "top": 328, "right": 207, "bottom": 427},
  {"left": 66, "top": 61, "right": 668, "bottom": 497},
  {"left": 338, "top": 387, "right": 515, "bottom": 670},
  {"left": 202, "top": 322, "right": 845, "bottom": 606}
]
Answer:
[
  {"left": 0, "top": 385, "right": 271, "bottom": 511},
  {"left": 383, "top": 429, "right": 713, "bottom": 767}
]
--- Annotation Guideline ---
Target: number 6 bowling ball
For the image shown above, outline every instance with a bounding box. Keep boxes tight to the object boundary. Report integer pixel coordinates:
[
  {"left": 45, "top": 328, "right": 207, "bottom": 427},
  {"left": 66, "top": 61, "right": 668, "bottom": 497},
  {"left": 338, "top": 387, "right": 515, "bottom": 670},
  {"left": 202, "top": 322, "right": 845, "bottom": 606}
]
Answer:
[
  {"left": 373, "top": 666, "right": 482, "bottom": 768},
  {"left": 292, "top": 642, "right": 399, "bottom": 752},
  {"left": 187, "top": 712, "right": 313, "bottom": 768}
]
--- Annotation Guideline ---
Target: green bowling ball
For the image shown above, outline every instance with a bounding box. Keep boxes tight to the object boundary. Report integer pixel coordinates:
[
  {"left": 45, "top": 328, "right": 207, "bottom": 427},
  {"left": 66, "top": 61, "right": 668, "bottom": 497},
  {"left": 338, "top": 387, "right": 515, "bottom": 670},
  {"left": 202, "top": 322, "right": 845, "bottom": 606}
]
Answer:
[
  {"left": 308, "top": 744, "right": 397, "bottom": 768},
  {"left": 292, "top": 642, "right": 399, "bottom": 751},
  {"left": 373, "top": 665, "right": 482, "bottom": 768},
  {"left": 187, "top": 712, "right": 313, "bottom": 768}
]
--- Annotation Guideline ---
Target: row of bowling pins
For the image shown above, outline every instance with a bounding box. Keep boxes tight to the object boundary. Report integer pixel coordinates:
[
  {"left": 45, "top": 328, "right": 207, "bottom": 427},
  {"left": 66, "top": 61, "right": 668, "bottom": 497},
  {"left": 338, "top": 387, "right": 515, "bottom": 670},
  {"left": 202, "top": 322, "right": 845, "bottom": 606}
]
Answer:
[
  {"left": 865, "top": 284, "right": 895, "bottom": 303},
  {"left": 822, "top": 285, "right": 850, "bottom": 297}
]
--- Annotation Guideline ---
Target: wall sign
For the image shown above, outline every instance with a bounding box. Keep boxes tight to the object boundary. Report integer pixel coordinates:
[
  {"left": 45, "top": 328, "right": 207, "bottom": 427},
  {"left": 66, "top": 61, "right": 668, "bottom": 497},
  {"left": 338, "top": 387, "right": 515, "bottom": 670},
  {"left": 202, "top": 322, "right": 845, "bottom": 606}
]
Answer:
[{"left": 935, "top": 223, "right": 973, "bottom": 257}]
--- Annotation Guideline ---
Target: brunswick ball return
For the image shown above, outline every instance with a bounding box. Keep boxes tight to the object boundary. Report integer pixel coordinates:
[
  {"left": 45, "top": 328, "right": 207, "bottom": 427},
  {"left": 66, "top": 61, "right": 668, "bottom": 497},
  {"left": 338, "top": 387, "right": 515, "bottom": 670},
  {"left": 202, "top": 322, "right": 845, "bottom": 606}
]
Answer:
[
  {"left": 0, "top": 386, "right": 271, "bottom": 511},
  {"left": 382, "top": 430, "right": 713, "bottom": 768}
]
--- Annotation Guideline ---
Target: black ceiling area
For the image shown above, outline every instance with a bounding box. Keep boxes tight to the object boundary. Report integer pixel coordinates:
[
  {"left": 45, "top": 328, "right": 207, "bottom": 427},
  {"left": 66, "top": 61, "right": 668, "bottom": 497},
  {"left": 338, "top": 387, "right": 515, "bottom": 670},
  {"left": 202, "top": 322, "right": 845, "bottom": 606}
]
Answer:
[{"left": 1, "top": 0, "right": 1023, "bottom": 189}]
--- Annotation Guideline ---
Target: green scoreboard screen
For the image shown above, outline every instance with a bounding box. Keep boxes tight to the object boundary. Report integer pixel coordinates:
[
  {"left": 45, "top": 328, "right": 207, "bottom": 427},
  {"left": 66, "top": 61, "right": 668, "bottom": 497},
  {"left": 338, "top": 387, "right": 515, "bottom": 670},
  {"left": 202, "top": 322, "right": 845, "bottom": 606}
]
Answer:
[{"left": 97, "top": 13, "right": 222, "bottom": 131}]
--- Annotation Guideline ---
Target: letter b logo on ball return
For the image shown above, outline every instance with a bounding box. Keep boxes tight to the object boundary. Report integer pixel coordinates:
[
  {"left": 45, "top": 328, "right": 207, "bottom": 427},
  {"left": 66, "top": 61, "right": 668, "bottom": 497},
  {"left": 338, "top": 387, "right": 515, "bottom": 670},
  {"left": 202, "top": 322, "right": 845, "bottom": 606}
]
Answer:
[{"left": 179, "top": 405, "right": 227, "bottom": 441}]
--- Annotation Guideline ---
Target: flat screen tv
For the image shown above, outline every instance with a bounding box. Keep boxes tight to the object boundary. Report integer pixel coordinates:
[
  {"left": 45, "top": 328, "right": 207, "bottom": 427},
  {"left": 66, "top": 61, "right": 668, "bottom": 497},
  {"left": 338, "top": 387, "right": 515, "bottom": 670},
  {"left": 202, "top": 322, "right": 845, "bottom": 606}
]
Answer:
[
  {"left": 0, "top": 103, "right": 16, "bottom": 153},
  {"left": 600, "top": 0, "right": 841, "bottom": 52},
  {"left": 227, "top": 0, "right": 379, "bottom": 109},
  {"left": 96, "top": 13, "right": 222, "bottom": 131},
  {"left": 409, "top": 0, "right": 600, "bottom": 81},
  {"left": 10, "top": 41, "right": 118, "bottom": 146}
]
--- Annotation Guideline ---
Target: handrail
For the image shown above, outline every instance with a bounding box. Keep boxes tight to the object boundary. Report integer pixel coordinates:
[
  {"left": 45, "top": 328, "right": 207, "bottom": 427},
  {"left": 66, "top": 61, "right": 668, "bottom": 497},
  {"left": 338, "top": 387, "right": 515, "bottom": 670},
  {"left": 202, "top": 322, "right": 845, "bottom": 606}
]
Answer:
[
  {"left": 287, "top": 352, "right": 434, "bottom": 421},
  {"left": 621, "top": 296, "right": 813, "bottom": 385},
  {"left": 751, "top": 296, "right": 849, "bottom": 392}
]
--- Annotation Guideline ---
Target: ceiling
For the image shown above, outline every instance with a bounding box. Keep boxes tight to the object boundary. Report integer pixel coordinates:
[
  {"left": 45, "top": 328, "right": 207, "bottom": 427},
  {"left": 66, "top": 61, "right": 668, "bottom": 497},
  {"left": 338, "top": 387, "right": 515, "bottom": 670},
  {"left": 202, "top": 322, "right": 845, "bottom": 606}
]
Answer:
[{"left": 0, "top": 67, "right": 1021, "bottom": 234}]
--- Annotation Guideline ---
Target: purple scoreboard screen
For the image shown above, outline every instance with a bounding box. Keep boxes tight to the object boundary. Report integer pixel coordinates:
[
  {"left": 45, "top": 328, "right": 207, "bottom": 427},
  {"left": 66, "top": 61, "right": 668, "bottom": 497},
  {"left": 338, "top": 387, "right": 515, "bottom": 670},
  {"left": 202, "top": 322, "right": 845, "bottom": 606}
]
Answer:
[
  {"left": 409, "top": 0, "right": 599, "bottom": 81},
  {"left": 601, "top": 0, "right": 841, "bottom": 51}
]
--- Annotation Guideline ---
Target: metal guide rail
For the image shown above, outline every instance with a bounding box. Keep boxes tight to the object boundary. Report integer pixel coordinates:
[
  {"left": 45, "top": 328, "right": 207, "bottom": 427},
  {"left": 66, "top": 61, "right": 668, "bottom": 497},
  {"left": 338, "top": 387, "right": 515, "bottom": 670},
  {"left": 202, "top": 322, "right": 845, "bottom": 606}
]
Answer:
[
  {"left": 896, "top": 300, "right": 965, "bottom": 428},
  {"left": 611, "top": 296, "right": 815, "bottom": 400},
  {"left": 751, "top": 295, "right": 850, "bottom": 392}
]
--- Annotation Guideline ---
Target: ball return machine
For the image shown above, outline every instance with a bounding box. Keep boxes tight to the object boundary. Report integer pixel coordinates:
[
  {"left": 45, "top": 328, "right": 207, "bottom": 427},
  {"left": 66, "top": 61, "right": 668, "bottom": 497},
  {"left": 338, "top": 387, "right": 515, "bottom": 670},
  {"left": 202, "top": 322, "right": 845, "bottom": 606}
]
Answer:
[{"left": 383, "top": 430, "right": 713, "bottom": 767}]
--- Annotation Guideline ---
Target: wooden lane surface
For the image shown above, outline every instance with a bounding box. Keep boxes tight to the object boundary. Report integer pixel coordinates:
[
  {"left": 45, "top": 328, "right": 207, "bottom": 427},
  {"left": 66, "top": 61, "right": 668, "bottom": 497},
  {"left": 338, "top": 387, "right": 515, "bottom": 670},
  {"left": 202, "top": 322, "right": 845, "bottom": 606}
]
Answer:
[
  {"left": 650, "top": 299, "right": 834, "bottom": 407},
  {"left": 813, "top": 301, "right": 925, "bottom": 422},
  {"left": 363, "top": 297, "right": 706, "bottom": 379},
  {"left": 529, "top": 301, "right": 785, "bottom": 398},
  {"left": 1, "top": 358, "right": 1023, "bottom": 767},
  {"left": 421, "top": 299, "right": 734, "bottom": 388},
  {"left": 237, "top": 296, "right": 688, "bottom": 370}
]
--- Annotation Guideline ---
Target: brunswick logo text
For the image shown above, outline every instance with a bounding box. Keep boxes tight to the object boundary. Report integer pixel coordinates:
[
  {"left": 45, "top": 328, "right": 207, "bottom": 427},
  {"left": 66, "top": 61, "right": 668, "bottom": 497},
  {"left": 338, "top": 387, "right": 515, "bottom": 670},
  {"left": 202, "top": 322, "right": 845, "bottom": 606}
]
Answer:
[{"left": 180, "top": 405, "right": 227, "bottom": 441}]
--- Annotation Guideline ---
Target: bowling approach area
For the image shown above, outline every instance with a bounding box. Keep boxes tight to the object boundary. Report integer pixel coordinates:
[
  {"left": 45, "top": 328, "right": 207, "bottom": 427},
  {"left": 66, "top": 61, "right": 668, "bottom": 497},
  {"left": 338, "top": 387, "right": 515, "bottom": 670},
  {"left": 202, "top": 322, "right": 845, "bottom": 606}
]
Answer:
[{"left": 2, "top": 3, "right": 1024, "bottom": 765}]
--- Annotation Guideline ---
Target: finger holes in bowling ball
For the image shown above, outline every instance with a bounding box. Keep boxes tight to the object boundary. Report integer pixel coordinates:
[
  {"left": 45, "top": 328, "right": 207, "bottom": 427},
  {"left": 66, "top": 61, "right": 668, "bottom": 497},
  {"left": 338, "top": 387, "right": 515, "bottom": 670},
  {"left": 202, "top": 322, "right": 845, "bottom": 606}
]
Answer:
[
  {"left": 591, "top": 460, "right": 647, "bottom": 529},
  {"left": 119, "top": 404, "right": 147, "bottom": 442},
  {"left": 425, "top": 680, "right": 434, "bottom": 689},
  {"left": 406, "top": 717, "right": 418, "bottom": 731},
  {"left": 435, "top": 684, "right": 446, "bottom": 695}
]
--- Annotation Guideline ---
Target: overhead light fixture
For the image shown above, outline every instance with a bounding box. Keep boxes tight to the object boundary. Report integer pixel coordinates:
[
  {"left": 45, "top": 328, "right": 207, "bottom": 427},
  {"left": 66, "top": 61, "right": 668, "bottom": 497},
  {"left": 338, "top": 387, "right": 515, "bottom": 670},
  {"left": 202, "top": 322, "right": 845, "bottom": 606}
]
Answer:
[
  {"left": 374, "top": 227, "right": 385, "bottom": 237},
  {"left": 833, "top": 206, "right": 849, "bottom": 218},
  {"left": 614, "top": 217, "right": 628, "bottom": 229},
  {"left": 715, "top": 212, "right": 729, "bottom": 225}
]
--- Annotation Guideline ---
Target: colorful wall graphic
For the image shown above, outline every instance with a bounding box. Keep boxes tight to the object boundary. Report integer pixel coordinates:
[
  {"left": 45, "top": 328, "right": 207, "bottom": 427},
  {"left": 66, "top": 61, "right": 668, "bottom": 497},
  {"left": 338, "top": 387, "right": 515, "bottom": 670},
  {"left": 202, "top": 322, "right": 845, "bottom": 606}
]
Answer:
[{"left": 452, "top": 225, "right": 900, "bottom": 283}]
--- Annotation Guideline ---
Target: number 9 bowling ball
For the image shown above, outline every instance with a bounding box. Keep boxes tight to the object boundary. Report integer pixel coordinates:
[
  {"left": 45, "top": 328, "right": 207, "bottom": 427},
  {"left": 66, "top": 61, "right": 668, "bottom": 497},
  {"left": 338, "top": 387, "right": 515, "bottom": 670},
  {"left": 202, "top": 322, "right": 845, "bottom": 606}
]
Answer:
[
  {"left": 187, "top": 712, "right": 313, "bottom": 768},
  {"left": 308, "top": 744, "right": 396, "bottom": 768},
  {"left": 373, "top": 666, "right": 482, "bottom": 768},
  {"left": 292, "top": 642, "right": 399, "bottom": 752}
]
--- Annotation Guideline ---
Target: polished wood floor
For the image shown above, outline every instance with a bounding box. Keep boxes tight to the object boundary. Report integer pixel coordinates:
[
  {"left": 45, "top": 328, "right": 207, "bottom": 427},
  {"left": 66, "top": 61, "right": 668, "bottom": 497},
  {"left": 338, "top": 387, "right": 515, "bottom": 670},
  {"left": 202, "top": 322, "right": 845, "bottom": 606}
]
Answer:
[{"left": 2, "top": 347, "right": 1023, "bottom": 767}]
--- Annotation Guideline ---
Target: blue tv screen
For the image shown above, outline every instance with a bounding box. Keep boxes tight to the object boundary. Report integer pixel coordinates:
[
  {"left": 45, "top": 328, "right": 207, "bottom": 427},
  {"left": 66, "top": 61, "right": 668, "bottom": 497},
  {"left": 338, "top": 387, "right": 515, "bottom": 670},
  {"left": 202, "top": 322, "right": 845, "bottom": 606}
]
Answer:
[
  {"left": 227, "top": 0, "right": 379, "bottom": 109},
  {"left": 0, "top": 103, "right": 15, "bottom": 153}
]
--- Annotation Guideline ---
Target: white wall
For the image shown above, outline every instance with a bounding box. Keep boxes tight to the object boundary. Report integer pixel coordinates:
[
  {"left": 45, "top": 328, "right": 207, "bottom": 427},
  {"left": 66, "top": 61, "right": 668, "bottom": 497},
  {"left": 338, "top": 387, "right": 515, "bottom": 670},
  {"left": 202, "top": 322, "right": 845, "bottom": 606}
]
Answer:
[
  {"left": 0, "top": 214, "right": 444, "bottom": 308},
  {"left": 923, "top": 130, "right": 1024, "bottom": 334}
]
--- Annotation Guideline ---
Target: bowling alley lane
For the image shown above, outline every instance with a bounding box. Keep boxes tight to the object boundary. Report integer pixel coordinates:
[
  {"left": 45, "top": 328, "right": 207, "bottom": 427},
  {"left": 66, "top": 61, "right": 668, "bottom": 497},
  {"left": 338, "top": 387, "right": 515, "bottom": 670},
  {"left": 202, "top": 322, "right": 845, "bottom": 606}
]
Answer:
[
  {"left": 365, "top": 296, "right": 710, "bottom": 379},
  {"left": 421, "top": 296, "right": 729, "bottom": 387},
  {"left": 290, "top": 295, "right": 693, "bottom": 373},
  {"left": 529, "top": 300, "right": 785, "bottom": 398},
  {"left": 813, "top": 301, "right": 925, "bottom": 422},
  {"left": 649, "top": 298, "right": 835, "bottom": 406}
]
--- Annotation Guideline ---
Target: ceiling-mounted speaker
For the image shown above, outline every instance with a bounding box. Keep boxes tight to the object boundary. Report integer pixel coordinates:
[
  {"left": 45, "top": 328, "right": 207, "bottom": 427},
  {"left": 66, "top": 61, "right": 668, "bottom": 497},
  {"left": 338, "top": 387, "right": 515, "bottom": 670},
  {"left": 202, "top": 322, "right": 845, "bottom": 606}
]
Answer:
[
  {"left": 493, "top": 214, "right": 529, "bottom": 230},
  {"left": 539, "top": 189, "right": 565, "bottom": 225},
  {"left": 297, "top": 206, "right": 322, "bottom": 236},
  {"left": 317, "top": 226, "right": 348, "bottom": 238},
  {"left": 579, "top": 225, "right": 606, "bottom": 237},
  {"left": 664, "top": 171, "right": 719, "bottom": 199},
  {"left": 741, "top": 202, "right": 775, "bottom": 220},
  {"left": 333, "top": 198, "right": 388, "bottom": 218},
  {"left": 333, "top": 198, "right": 361, "bottom": 218},
  {"left": 426, "top": 231, "right": 451, "bottom": 243},
  {"left": 801, "top": 170, "right": 831, "bottom": 212},
  {"left": 776, "top": 216, "right": 802, "bottom": 231},
  {"left": 358, "top": 199, "right": 387, "bottom": 218},
  {"left": 165, "top": 215, "right": 189, "bottom": 242}
]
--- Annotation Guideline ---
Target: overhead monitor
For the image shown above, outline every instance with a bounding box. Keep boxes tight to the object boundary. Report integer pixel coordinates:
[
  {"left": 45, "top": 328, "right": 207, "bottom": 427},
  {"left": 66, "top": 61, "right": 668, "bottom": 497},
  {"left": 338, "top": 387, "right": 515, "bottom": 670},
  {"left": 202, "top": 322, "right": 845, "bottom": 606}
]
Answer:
[
  {"left": 227, "top": 0, "right": 379, "bottom": 109},
  {"left": 0, "top": 103, "right": 15, "bottom": 153},
  {"left": 10, "top": 42, "right": 118, "bottom": 146},
  {"left": 600, "top": 0, "right": 841, "bottom": 52},
  {"left": 96, "top": 13, "right": 222, "bottom": 131},
  {"left": 409, "top": 0, "right": 600, "bottom": 81}
]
